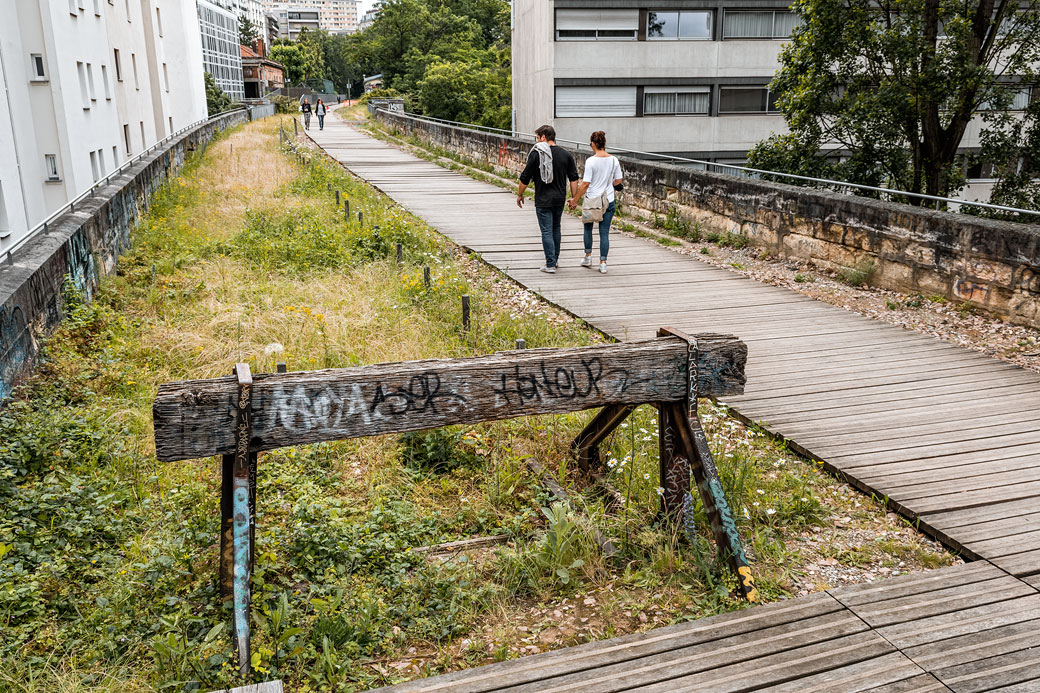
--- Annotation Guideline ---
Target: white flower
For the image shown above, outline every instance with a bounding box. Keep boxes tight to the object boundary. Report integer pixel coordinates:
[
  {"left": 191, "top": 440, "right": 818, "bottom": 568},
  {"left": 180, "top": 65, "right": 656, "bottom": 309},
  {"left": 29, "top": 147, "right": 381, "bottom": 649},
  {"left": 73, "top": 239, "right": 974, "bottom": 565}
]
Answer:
[
  {"left": 742, "top": 507, "right": 750, "bottom": 519},
  {"left": 756, "top": 489, "right": 765, "bottom": 495},
  {"left": 643, "top": 473, "right": 650, "bottom": 480},
  {"left": 263, "top": 342, "right": 285, "bottom": 356},
  {"left": 765, "top": 508, "right": 776, "bottom": 516},
  {"left": 620, "top": 422, "right": 629, "bottom": 429},
  {"left": 655, "top": 487, "right": 665, "bottom": 495},
  {"left": 639, "top": 428, "right": 648, "bottom": 434},
  {"left": 753, "top": 501, "right": 760, "bottom": 507}
]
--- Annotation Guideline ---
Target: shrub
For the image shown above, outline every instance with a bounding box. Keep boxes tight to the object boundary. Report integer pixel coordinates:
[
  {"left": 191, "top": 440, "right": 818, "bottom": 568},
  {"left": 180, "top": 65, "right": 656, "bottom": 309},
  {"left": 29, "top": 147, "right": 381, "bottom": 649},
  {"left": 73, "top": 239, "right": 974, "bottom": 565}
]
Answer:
[
  {"left": 837, "top": 257, "right": 877, "bottom": 287},
  {"left": 399, "top": 427, "right": 481, "bottom": 475}
]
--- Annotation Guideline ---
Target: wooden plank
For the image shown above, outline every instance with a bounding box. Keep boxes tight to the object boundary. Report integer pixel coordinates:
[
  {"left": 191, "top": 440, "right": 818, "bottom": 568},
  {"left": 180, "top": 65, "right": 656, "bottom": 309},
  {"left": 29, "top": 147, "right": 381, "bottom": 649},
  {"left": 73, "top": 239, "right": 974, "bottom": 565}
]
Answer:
[
  {"left": 933, "top": 646, "right": 1040, "bottom": 692},
  {"left": 209, "top": 681, "right": 283, "bottom": 693},
  {"left": 367, "top": 592, "right": 845, "bottom": 692},
  {"left": 756, "top": 652, "right": 932, "bottom": 693},
  {"left": 903, "top": 617, "right": 1040, "bottom": 671},
  {"left": 859, "top": 674, "right": 952, "bottom": 692},
  {"left": 630, "top": 631, "right": 895, "bottom": 693},
  {"left": 875, "top": 593, "right": 1040, "bottom": 650},
  {"left": 924, "top": 498, "right": 1040, "bottom": 531},
  {"left": 833, "top": 575, "right": 1035, "bottom": 628},
  {"left": 938, "top": 512, "right": 1040, "bottom": 544},
  {"left": 828, "top": 562, "right": 1003, "bottom": 607},
  {"left": 153, "top": 336, "right": 746, "bottom": 461},
  {"left": 989, "top": 550, "right": 1040, "bottom": 578}
]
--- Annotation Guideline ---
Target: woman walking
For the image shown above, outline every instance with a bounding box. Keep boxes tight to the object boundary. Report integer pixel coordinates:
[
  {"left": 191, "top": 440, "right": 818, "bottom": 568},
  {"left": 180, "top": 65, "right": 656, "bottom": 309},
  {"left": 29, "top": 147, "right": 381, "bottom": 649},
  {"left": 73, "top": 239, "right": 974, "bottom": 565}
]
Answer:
[
  {"left": 569, "top": 131, "right": 623, "bottom": 274},
  {"left": 315, "top": 98, "right": 327, "bottom": 130},
  {"left": 300, "top": 97, "right": 312, "bottom": 130}
]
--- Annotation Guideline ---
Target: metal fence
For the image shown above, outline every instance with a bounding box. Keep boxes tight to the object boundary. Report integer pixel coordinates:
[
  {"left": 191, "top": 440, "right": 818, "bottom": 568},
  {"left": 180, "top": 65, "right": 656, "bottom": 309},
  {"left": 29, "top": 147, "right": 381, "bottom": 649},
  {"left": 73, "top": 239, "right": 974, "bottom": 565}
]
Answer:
[
  {"left": 378, "top": 110, "right": 1040, "bottom": 221},
  {"left": 2, "top": 105, "right": 254, "bottom": 267}
]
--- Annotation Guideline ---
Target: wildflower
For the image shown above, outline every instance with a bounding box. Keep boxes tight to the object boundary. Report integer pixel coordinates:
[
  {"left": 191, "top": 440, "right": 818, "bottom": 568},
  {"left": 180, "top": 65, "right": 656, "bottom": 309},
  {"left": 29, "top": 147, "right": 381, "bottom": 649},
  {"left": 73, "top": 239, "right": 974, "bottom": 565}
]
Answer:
[
  {"left": 607, "top": 459, "right": 617, "bottom": 468},
  {"left": 742, "top": 507, "right": 750, "bottom": 519},
  {"left": 264, "top": 342, "right": 285, "bottom": 356},
  {"left": 765, "top": 508, "right": 776, "bottom": 516},
  {"left": 756, "top": 489, "right": 765, "bottom": 495},
  {"left": 656, "top": 487, "right": 664, "bottom": 496},
  {"left": 643, "top": 473, "right": 650, "bottom": 480},
  {"left": 753, "top": 501, "right": 760, "bottom": 507}
]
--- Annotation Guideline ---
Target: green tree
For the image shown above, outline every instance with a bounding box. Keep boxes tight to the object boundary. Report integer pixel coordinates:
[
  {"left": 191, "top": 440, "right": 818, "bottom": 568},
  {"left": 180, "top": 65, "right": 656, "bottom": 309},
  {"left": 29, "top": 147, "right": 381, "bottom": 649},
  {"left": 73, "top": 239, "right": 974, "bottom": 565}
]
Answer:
[
  {"left": 748, "top": 0, "right": 1040, "bottom": 203},
  {"left": 271, "top": 41, "right": 306, "bottom": 84},
  {"left": 238, "top": 13, "right": 259, "bottom": 46},
  {"left": 203, "top": 71, "right": 233, "bottom": 116}
]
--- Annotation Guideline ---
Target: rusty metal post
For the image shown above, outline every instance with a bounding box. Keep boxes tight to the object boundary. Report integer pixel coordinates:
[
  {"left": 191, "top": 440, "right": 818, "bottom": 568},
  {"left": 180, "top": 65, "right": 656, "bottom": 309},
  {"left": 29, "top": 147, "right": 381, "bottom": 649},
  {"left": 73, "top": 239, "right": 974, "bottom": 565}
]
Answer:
[
  {"left": 462, "top": 295, "right": 470, "bottom": 331},
  {"left": 336, "top": 190, "right": 340, "bottom": 206}
]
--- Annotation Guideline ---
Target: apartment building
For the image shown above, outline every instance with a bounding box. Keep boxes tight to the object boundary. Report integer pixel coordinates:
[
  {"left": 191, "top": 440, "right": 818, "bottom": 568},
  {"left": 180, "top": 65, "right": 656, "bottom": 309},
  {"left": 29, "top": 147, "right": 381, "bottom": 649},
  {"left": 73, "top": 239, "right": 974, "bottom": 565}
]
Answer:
[
  {"left": 266, "top": 0, "right": 359, "bottom": 34},
  {"left": 0, "top": 0, "right": 206, "bottom": 253},
  {"left": 198, "top": 0, "right": 245, "bottom": 101},
  {"left": 512, "top": 1, "right": 1020, "bottom": 198}
]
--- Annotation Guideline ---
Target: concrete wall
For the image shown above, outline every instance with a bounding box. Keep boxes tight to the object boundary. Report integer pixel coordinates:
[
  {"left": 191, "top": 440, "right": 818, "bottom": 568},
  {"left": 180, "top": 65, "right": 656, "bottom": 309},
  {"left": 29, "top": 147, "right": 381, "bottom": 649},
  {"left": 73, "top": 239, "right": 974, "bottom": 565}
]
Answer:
[
  {"left": 377, "top": 109, "right": 1040, "bottom": 329},
  {"left": 0, "top": 106, "right": 262, "bottom": 400}
]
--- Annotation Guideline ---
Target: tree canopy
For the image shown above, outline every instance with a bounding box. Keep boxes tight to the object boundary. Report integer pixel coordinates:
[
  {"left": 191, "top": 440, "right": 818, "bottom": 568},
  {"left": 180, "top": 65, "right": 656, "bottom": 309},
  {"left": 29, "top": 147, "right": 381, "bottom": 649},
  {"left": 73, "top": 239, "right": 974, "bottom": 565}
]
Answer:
[
  {"left": 345, "top": 0, "right": 511, "bottom": 128},
  {"left": 747, "top": 0, "right": 1040, "bottom": 207}
]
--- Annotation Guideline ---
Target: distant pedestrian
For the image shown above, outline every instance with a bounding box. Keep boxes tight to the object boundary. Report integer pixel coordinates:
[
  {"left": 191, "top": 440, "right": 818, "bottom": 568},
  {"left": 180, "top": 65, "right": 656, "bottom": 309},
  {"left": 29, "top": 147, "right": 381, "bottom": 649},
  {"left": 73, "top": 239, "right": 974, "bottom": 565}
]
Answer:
[
  {"left": 301, "top": 98, "right": 312, "bottom": 129},
  {"left": 569, "top": 131, "right": 623, "bottom": 274},
  {"left": 517, "top": 125, "right": 579, "bottom": 274},
  {"left": 316, "top": 98, "right": 327, "bottom": 130}
]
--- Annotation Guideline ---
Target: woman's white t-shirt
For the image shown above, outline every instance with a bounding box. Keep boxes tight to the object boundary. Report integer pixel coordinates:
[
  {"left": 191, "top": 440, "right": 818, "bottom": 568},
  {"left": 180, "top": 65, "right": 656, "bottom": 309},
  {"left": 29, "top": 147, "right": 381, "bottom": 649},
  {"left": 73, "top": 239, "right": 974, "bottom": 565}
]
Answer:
[{"left": 582, "top": 155, "right": 623, "bottom": 203}]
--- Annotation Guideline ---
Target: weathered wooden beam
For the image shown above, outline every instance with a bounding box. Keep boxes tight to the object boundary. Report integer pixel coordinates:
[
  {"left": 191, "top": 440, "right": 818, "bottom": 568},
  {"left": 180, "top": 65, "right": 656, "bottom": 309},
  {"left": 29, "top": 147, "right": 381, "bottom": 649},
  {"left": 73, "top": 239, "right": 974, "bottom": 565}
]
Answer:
[
  {"left": 153, "top": 335, "right": 746, "bottom": 462},
  {"left": 571, "top": 403, "right": 635, "bottom": 472}
]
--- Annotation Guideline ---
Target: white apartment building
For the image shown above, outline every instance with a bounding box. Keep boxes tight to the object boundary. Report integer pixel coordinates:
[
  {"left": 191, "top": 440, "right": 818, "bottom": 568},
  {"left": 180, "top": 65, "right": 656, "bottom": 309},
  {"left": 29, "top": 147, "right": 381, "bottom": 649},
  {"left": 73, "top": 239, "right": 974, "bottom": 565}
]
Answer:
[
  {"left": 0, "top": 0, "right": 206, "bottom": 253},
  {"left": 358, "top": 4, "right": 380, "bottom": 31},
  {"left": 267, "top": 0, "right": 358, "bottom": 34},
  {"left": 512, "top": 1, "right": 1020, "bottom": 198},
  {"left": 198, "top": 0, "right": 245, "bottom": 101}
]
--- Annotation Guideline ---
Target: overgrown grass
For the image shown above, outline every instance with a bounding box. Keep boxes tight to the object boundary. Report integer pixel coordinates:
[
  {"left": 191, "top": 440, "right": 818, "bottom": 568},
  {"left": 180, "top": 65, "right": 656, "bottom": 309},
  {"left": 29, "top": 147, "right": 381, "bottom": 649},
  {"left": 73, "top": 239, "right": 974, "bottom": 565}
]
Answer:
[{"left": 0, "top": 117, "right": 956, "bottom": 691}]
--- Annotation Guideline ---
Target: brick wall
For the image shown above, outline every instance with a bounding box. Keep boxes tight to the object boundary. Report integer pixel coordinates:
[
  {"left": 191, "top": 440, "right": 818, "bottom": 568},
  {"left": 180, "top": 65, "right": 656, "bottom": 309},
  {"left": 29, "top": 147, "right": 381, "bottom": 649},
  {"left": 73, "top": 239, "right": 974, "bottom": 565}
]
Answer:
[{"left": 376, "top": 110, "right": 1040, "bottom": 329}]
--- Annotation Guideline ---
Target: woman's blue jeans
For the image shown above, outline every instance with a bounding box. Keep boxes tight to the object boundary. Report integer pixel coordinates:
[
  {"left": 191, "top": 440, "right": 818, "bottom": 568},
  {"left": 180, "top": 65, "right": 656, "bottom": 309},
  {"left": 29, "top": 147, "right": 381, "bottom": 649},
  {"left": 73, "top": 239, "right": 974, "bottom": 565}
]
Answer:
[{"left": 584, "top": 201, "right": 615, "bottom": 261}]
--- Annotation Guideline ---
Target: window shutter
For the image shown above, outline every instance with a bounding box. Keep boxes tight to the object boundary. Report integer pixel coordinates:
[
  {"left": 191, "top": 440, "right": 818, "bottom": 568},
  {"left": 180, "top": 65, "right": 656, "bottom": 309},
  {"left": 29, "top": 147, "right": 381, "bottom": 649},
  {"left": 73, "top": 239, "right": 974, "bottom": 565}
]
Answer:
[{"left": 556, "top": 87, "right": 637, "bottom": 117}]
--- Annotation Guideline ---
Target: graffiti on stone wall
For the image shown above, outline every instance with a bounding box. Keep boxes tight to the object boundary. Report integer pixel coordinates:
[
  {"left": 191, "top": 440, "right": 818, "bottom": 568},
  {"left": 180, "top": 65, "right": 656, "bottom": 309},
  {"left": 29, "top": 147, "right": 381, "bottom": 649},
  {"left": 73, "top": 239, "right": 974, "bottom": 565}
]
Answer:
[{"left": 0, "top": 305, "right": 32, "bottom": 399}]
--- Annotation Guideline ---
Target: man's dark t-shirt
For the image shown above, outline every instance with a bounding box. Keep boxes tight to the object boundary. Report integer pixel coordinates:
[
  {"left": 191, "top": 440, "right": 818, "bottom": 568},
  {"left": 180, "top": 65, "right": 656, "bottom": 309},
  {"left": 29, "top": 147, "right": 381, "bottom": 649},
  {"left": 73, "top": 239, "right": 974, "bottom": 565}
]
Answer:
[{"left": 519, "top": 145, "right": 579, "bottom": 208}]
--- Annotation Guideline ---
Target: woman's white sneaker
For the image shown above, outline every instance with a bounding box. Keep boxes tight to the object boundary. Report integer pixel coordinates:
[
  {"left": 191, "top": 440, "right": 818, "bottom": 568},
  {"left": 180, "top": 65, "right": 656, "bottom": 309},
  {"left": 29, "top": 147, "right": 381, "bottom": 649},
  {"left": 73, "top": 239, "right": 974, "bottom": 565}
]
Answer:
[
  {"left": 581, "top": 256, "right": 592, "bottom": 267},
  {"left": 599, "top": 262, "right": 607, "bottom": 274}
]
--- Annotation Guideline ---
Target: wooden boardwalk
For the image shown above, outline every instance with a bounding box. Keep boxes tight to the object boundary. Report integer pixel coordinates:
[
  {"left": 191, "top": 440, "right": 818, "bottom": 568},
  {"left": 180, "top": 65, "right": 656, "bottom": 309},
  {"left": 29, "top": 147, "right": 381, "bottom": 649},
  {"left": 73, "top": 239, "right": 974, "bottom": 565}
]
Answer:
[{"left": 306, "top": 118, "right": 1040, "bottom": 691}]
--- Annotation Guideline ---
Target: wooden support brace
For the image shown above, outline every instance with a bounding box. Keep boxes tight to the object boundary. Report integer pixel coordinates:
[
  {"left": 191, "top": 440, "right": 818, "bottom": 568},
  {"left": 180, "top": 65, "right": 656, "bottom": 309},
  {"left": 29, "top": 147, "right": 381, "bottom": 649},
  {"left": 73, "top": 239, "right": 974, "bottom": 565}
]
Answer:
[{"left": 571, "top": 403, "right": 635, "bottom": 472}]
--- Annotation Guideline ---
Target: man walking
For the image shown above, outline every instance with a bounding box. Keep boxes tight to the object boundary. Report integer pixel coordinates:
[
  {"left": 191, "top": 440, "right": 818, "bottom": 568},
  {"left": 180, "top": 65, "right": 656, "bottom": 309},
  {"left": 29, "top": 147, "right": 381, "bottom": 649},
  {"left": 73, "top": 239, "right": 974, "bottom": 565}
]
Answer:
[{"left": 517, "top": 125, "right": 579, "bottom": 273}]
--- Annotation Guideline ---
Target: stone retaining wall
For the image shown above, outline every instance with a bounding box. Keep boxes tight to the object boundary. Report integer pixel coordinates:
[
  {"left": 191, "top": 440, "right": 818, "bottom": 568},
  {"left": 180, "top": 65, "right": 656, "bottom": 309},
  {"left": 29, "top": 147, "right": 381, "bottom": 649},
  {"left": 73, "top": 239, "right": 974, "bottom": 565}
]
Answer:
[
  {"left": 0, "top": 106, "right": 269, "bottom": 399},
  {"left": 376, "top": 110, "right": 1040, "bottom": 329}
]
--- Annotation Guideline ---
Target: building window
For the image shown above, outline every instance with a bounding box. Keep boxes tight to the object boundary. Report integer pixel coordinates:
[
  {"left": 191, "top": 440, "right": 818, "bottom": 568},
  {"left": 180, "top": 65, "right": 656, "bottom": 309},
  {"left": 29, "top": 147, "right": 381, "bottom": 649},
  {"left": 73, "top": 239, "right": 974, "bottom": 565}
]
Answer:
[
  {"left": 76, "top": 61, "right": 90, "bottom": 109},
  {"left": 113, "top": 49, "right": 122, "bottom": 80},
  {"left": 140, "top": 121, "right": 145, "bottom": 148},
  {"left": 45, "top": 154, "right": 61, "bottom": 181},
  {"left": 723, "top": 10, "right": 801, "bottom": 39},
  {"left": 101, "top": 64, "right": 111, "bottom": 98},
  {"left": 90, "top": 151, "right": 99, "bottom": 182},
  {"left": 156, "top": 7, "right": 163, "bottom": 35},
  {"left": 718, "top": 86, "right": 780, "bottom": 113},
  {"left": 555, "top": 86, "right": 637, "bottom": 117},
  {"left": 30, "top": 54, "right": 47, "bottom": 81},
  {"left": 69, "top": 0, "right": 78, "bottom": 15},
  {"left": 112, "top": 145, "right": 119, "bottom": 167},
  {"left": 555, "top": 10, "right": 638, "bottom": 40},
  {"left": 0, "top": 182, "right": 10, "bottom": 238},
  {"left": 169, "top": 116, "right": 173, "bottom": 133},
  {"left": 125, "top": 0, "right": 130, "bottom": 21},
  {"left": 97, "top": 148, "right": 105, "bottom": 175},
  {"left": 86, "top": 63, "right": 96, "bottom": 101},
  {"left": 979, "top": 86, "right": 1033, "bottom": 111},
  {"left": 131, "top": 53, "right": 139, "bottom": 89},
  {"left": 94, "top": 0, "right": 101, "bottom": 15},
  {"left": 647, "top": 11, "right": 713, "bottom": 40},
  {"left": 163, "top": 63, "right": 169, "bottom": 92},
  {"left": 644, "top": 86, "right": 710, "bottom": 115},
  {"left": 123, "top": 123, "right": 131, "bottom": 154}
]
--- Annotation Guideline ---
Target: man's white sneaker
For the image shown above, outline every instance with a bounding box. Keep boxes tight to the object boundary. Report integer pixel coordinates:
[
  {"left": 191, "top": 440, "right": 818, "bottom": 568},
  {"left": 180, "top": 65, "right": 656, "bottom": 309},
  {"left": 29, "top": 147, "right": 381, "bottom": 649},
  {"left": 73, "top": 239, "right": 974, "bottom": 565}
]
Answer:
[
  {"left": 540, "top": 266, "right": 557, "bottom": 274},
  {"left": 599, "top": 262, "right": 607, "bottom": 274},
  {"left": 581, "top": 256, "right": 592, "bottom": 267}
]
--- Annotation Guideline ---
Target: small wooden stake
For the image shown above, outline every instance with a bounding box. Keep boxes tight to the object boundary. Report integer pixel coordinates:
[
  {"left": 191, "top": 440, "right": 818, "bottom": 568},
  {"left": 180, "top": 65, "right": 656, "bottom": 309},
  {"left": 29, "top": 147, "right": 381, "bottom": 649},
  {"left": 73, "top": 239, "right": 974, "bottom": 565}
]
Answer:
[
  {"left": 335, "top": 190, "right": 340, "bottom": 206},
  {"left": 423, "top": 266, "right": 431, "bottom": 288},
  {"left": 462, "top": 295, "right": 470, "bottom": 331},
  {"left": 344, "top": 200, "right": 349, "bottom": 219},
  {"left": 516, "top": 338, "right": 526, "bottom": 349},
  {"left": 396, "top": 243, "right": 403, "bottom": 264},
  {"left": 358, "top": 210, "right": 363, "bottom": 226}
]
